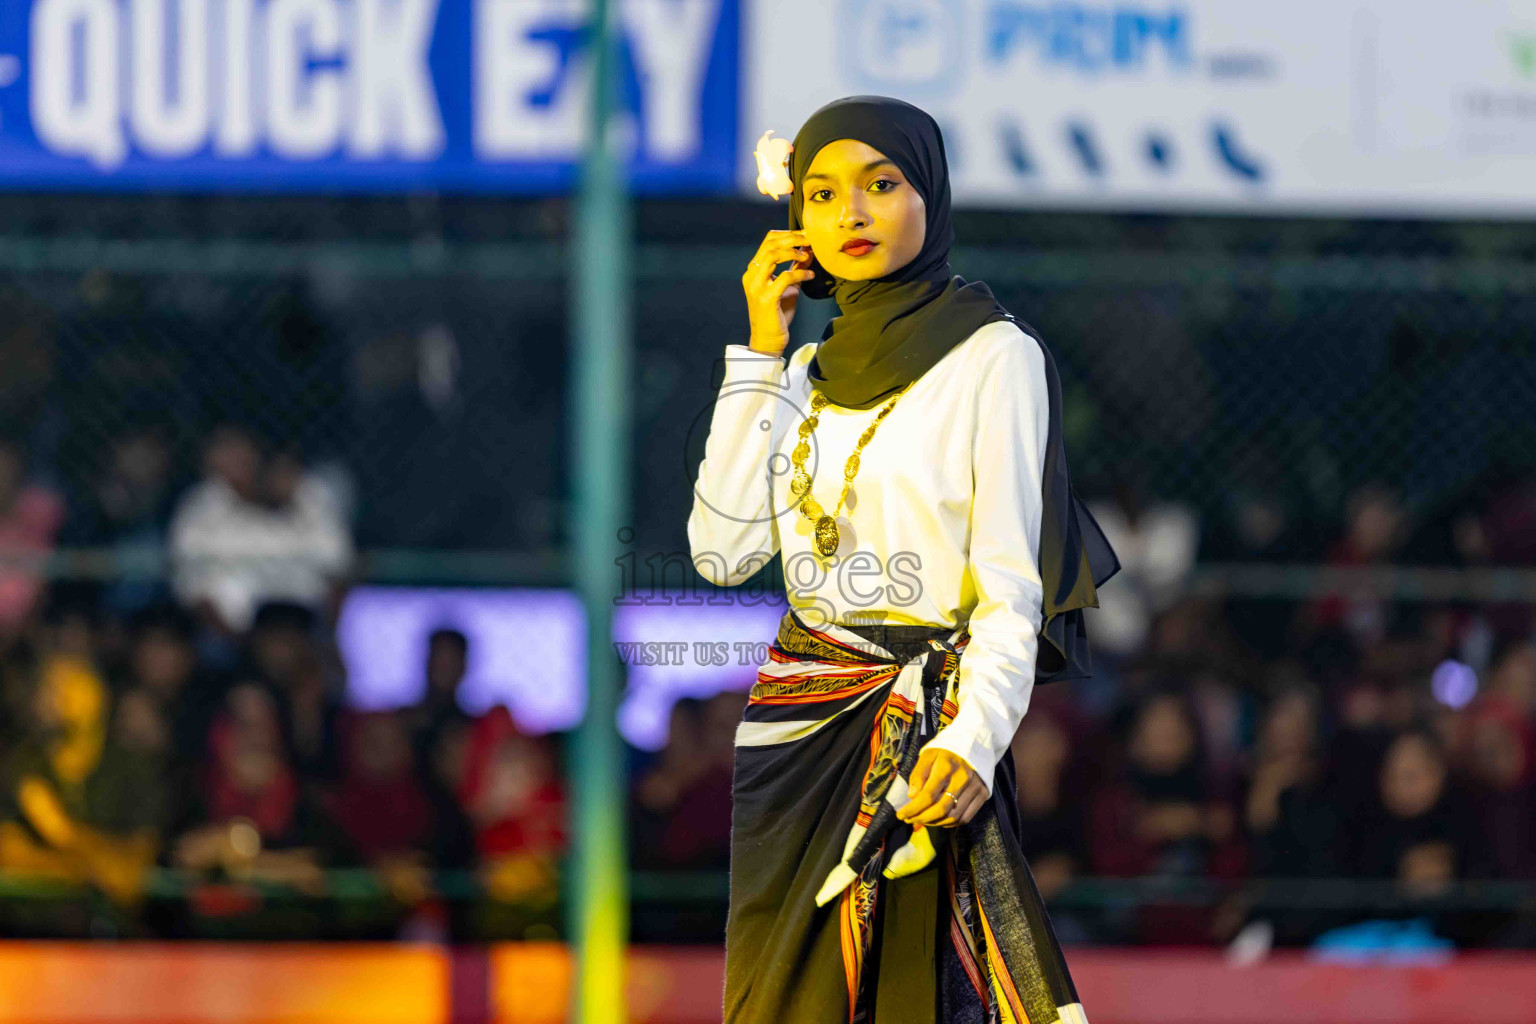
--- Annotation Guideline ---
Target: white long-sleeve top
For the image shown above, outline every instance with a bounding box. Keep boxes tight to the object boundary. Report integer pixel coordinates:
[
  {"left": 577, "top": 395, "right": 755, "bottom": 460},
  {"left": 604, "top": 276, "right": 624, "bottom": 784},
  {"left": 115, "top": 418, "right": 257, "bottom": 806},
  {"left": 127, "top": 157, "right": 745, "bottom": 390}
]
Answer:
[{"left": 687, "top": 318, "right": 1050, "bottom": 794}]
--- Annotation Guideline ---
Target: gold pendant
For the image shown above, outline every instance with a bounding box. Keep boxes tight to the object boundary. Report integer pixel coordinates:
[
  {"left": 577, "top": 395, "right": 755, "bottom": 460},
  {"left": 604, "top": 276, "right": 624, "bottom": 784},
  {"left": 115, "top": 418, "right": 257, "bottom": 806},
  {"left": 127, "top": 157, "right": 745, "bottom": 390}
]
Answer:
[{"left": 814, "top": 514, "right": 839, "bottom": 557}]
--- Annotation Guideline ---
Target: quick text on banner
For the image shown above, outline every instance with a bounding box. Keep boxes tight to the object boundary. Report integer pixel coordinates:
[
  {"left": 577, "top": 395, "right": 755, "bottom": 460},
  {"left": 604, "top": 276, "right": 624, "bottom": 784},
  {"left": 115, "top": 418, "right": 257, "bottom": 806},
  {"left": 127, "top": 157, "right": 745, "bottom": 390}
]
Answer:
[
  {"left": 31, "top": 0, "right": 444, "bottom": 168},
  {"left": 28, "top": 0, "right": 724, "bottom": 172}
]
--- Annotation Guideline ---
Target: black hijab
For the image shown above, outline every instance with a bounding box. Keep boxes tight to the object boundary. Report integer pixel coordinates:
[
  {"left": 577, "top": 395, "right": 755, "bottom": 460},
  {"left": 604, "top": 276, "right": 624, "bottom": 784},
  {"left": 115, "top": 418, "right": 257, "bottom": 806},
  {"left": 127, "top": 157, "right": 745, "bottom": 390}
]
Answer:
[
  {"left": 787, "top": 94, "right": 1121, "bottom": 684},
  {"left": 789, "top": 94, "right": 1007, "bottom": 411}
]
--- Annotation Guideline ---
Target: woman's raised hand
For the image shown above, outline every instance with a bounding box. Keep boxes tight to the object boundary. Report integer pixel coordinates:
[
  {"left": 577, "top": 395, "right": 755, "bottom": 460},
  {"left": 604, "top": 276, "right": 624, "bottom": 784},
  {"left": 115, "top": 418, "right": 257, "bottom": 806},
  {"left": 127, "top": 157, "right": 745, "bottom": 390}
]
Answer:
[{"left": 743, "top": 229, "right": 816, "bottom": 356}]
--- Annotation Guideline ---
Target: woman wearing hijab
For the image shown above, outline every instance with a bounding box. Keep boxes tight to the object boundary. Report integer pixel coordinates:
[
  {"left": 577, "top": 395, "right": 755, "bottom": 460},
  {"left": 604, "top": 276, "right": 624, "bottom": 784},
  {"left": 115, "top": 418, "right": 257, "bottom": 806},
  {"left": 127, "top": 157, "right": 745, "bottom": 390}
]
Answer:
[{"left": 687, "top": 95, "right": 1119, "bottom": 1023}]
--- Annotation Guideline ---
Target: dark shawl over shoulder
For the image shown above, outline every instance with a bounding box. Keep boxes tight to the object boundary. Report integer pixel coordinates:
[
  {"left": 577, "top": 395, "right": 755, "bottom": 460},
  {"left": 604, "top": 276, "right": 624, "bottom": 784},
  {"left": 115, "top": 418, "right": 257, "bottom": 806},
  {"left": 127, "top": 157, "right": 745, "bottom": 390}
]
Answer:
[{"left": 996, "top": 313, "right": 1121, "bottom": 684}]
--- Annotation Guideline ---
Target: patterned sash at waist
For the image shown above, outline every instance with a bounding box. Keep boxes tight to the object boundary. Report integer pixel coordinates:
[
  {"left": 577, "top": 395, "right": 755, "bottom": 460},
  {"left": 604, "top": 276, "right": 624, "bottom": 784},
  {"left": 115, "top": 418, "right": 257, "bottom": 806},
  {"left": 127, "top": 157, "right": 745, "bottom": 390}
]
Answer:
[
  {"left": 738, "top": 610, "right": 968, "bottom": 740},
  {"left": 738, "top": 610, "right": 971, "bottom": 906}
]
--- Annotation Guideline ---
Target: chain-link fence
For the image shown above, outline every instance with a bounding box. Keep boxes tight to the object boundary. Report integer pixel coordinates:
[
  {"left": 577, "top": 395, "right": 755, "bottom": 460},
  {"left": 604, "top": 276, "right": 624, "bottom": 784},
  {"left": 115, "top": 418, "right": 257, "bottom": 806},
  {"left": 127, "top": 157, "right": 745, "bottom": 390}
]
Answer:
[
  {"left": 3, "top": 196, "right": 1536, "bottom": 947},
  {"left": 3, "top": 196, "right": 1534, "bottom": 577}
]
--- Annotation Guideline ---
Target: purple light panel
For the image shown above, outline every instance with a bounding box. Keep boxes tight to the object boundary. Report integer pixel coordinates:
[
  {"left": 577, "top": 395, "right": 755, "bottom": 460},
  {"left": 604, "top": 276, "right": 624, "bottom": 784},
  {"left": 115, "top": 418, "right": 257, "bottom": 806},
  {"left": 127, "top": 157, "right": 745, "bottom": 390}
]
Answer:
[
  {"left": 336, "top": 586, "right": 586, "bottom": 733},
  {"left": 615, "top": 595, "right": 788, "bottom": 751},
  {"left": 337, "top": 586, "right": 787, "bottom": 747}
]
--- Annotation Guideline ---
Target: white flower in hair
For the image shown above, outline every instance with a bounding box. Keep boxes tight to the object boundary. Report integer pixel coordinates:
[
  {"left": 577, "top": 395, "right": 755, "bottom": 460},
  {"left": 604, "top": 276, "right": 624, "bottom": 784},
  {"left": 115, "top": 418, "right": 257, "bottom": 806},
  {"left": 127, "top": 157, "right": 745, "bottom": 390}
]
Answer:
[{"left": 754, "top": 130, "right": 794, "bottom": 199}]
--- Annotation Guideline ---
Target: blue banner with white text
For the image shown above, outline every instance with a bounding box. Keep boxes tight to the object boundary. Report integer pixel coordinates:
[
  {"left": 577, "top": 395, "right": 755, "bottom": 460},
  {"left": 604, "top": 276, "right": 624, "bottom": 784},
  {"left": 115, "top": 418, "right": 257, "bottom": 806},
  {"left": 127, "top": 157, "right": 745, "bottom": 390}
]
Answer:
[{"left": 0, "top": 0, "right": 738, "bottom": 193}]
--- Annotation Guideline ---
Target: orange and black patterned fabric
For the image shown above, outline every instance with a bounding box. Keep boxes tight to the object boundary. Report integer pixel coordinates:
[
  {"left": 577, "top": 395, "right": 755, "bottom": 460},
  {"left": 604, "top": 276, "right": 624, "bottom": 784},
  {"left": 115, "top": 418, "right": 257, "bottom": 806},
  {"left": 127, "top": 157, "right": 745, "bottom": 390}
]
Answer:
[{"left": 724, "top": 606, "right": 1089, "bottom": 1024}]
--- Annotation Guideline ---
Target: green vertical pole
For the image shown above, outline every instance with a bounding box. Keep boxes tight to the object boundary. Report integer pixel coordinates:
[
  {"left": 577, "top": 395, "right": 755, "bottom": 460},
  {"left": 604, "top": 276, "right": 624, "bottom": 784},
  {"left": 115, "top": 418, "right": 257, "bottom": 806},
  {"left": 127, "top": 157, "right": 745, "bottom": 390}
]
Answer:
[{"left": 569, "top": 0, "right": 630, "bottom": 1016}]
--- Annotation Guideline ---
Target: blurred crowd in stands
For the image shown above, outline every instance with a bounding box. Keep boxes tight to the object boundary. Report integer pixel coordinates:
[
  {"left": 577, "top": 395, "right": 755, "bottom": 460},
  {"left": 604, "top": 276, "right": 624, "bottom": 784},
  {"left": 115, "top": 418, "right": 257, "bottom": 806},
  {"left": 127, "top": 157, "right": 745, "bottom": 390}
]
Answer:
[
  {"left": 2, "top": 420, "right": 1536, "bottom": 949},
  {"left": 0, "top": 424, "right": 566, "bottom": 934}
]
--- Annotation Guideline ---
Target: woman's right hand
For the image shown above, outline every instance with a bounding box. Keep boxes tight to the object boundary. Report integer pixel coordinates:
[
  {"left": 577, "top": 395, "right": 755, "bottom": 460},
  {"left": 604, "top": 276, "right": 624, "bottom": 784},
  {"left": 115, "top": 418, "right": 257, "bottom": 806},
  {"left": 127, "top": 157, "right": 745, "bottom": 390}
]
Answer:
[{"left": 742, "top": 229, "right": 816, "bottom": 356}]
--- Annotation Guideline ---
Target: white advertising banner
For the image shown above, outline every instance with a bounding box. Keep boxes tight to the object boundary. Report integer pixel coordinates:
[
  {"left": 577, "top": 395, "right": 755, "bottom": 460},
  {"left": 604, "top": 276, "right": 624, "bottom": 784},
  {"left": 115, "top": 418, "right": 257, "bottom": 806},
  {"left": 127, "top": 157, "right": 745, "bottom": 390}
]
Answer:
[{"left": 744, "top": 0, "right": 1536, "bottom": 215}]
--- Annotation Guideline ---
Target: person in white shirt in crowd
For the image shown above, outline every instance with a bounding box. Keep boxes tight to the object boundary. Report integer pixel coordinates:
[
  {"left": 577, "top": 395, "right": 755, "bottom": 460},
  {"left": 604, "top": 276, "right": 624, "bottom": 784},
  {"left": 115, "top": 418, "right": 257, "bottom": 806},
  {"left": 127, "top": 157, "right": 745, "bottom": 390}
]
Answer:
[
  {"left": 169, "top": 424, "right": 353, "bottom": 639},
  {"left": 1077, "top": 475, "right": 1201, "bottom": 716},
  {"left": 1086, "top": 475, "right": 1200, "bottom": 660},
  {"left": 689, "top": 95, "right": 1117, "bottom": 1024}
]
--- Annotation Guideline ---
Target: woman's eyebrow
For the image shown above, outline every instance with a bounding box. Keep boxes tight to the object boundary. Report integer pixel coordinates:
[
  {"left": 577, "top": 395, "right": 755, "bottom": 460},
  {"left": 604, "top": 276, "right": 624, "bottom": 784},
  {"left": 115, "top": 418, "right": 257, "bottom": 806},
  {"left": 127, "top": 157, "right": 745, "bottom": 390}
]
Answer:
[{"left": 803, "top": 159, "right": 899, "bottom": 184}]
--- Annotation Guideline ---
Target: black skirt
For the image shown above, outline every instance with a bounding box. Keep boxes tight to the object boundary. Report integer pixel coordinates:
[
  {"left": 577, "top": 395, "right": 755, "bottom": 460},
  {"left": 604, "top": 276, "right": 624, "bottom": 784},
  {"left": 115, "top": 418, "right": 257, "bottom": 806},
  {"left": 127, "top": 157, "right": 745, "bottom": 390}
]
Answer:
[{"left": 723, "top": 607, "right": 1088, "bottom": 1023}]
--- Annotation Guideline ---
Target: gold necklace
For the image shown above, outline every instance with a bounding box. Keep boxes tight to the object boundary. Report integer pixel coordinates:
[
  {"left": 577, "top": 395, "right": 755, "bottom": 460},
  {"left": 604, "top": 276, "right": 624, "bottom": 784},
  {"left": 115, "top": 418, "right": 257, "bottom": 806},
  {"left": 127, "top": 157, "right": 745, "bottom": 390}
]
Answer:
[{"left": 790, "top": 384, "right": 912, "bottom": 558}]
